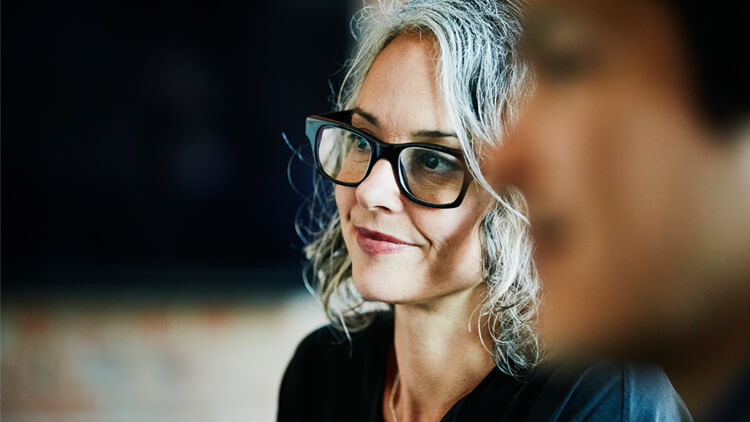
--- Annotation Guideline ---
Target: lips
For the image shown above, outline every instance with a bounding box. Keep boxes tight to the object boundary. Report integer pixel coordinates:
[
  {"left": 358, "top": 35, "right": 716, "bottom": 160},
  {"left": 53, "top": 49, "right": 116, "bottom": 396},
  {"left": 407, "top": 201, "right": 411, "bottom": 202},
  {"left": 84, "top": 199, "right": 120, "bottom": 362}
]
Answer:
[{"left": 354, "top": 226, "right": 416, "bottom": 255}]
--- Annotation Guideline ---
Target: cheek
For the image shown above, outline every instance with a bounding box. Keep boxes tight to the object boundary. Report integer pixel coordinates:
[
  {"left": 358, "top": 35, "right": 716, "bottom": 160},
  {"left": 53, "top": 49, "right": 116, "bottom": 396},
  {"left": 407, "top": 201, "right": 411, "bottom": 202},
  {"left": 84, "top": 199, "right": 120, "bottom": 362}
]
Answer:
[{"left": 416, "top": 196, "right": 488, "bottom": 278}]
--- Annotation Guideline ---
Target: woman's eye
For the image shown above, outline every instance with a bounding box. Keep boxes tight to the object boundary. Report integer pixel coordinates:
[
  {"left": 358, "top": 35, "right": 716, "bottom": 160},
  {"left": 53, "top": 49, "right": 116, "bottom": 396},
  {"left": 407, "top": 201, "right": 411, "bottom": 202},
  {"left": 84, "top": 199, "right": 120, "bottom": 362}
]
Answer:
[
  {"left": 423, "top": 154, "right": 441, "bottom": 169},
  {"left": 417, "top": 151, "right": 455, "bottom": 171},
  {"left": 356, "top": 138, "right": 369, "bottom": 150}
]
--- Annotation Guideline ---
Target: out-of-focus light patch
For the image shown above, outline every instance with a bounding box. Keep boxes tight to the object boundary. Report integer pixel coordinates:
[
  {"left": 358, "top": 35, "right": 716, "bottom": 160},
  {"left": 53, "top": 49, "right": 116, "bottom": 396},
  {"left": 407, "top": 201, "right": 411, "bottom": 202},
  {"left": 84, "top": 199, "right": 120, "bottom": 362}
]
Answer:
[{"left": 1, "top": 292, "right": 327, "bottom": 422}]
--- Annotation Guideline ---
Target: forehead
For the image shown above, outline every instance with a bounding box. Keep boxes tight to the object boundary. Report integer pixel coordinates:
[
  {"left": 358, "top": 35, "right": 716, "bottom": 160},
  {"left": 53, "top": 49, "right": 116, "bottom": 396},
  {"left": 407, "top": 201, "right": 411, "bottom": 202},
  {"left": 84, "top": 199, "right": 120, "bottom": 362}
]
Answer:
[
  {"left": 528, "top": 0, "right": 656, "bottom": 23},
  {"left": 355, "top": 33, "right": 454, "bottom": 136},
  {"left": 526, "top": 0, "right": 691, "bottom": 97},
  {"left": 526, "top": 0, "right": 686, "bottom": 50}
]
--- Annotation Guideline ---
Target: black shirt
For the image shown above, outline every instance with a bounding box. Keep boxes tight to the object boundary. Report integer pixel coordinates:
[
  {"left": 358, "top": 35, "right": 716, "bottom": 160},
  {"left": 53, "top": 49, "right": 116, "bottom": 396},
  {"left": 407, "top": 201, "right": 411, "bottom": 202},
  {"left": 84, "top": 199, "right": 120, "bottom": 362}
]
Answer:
[{"left": 278, "top": 312, "right": 692, "bottom": 421}]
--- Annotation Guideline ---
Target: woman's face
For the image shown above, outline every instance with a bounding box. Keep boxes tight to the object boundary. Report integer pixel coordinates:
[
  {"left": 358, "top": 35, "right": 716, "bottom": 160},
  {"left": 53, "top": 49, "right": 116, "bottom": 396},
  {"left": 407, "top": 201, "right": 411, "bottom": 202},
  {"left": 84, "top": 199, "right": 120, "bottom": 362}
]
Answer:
[{"left": 335, "top": 33, "right": 492, "bottom": 305}]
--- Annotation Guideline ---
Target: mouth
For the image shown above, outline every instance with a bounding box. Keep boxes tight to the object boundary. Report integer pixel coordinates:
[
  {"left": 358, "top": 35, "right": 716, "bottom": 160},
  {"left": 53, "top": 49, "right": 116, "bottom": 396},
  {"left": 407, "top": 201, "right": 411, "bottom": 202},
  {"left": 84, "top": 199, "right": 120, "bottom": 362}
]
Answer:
[{"left": 354, "top": 226, "right": 417, "bottom": 255}]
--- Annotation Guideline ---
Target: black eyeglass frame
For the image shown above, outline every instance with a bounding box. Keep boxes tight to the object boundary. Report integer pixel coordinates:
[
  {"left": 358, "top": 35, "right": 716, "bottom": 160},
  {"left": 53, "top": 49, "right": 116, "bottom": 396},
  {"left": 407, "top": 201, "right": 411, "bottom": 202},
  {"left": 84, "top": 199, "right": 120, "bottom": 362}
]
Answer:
[{"left": 305, "top": 110, "right": 472, "bottom": 209}]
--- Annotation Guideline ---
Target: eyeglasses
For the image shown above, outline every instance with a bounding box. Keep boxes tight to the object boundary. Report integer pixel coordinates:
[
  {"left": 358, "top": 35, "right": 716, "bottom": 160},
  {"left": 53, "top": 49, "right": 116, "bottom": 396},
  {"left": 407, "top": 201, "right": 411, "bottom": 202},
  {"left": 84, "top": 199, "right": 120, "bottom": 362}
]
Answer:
[{"left": 305, "top": 110, "right": 471, "bottom": 208}]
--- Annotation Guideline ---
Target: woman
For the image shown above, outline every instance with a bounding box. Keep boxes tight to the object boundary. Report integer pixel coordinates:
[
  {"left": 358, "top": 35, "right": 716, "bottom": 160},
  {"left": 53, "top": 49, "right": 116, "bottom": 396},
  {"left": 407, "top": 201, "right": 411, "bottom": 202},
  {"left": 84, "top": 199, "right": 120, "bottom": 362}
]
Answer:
[{"left": 279, "top": 0, "right": 691, "bottom": 420}]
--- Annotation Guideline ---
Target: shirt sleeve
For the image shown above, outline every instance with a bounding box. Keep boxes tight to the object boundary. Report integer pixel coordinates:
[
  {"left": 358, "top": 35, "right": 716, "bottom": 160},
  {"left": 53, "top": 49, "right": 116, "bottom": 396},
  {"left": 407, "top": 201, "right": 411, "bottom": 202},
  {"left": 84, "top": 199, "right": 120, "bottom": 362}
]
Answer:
[
  {"left": 530, "top": 360, "right": 693, "bottom": 422},
  {"left": 620, "top": 362, "right": 693, "bottom": 422}
]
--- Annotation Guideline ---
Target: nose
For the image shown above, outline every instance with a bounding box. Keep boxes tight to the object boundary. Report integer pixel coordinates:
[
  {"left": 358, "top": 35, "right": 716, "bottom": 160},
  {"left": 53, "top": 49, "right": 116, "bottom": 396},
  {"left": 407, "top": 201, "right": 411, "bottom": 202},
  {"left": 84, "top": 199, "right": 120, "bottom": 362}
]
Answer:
[{"left": 355, "top": 158, "right": 405, "bottom": 213}]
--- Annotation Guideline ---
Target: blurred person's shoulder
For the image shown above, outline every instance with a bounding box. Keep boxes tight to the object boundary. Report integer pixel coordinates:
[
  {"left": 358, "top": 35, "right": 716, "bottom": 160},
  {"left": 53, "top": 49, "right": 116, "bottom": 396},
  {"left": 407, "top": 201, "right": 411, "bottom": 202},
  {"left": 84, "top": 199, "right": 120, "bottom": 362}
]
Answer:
[
  {"left": 277, "top": 311, "right": 393, "bottom": 421},
  {"left": 517, "top": 360, "right": 694, "bottom": 421}
]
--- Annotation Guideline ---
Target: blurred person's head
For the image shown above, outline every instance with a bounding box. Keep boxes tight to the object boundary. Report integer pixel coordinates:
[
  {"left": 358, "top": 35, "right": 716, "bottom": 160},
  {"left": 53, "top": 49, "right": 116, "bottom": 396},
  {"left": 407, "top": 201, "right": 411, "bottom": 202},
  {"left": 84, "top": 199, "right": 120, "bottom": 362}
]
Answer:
[
  {"left": 302, "top": 0, "right": 540, "bottom": 376},
  {"left": 490, "top": 0, "right": 750, "bottom": 363}
]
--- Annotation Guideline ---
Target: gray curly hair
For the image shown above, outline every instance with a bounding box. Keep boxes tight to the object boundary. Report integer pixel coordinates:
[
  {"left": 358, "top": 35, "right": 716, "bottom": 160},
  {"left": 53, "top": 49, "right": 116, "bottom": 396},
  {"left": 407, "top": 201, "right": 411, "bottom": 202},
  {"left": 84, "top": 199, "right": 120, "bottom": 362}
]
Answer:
[{"left": 300, "top": 0, "right": 539, "bottom": 377}]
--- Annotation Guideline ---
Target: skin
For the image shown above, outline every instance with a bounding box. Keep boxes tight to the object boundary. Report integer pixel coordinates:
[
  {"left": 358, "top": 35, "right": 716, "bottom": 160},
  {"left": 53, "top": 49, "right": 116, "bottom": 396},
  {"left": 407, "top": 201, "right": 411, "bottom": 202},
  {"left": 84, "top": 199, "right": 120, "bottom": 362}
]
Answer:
[
  {"left": 335, "top": 33, "right": 496, "bottom": 421},
  {"left": 488, "top": 0, "right": 750, "bottom": 416}
]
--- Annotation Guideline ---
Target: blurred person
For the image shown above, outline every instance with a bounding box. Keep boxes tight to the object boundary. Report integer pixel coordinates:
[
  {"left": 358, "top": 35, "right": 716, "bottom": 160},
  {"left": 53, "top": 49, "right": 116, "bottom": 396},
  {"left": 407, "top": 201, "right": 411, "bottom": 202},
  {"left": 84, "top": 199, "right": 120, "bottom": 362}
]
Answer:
[
  {"left": 278, "top": 1, "right": 690, "bottom": 420},
  {"left": 488, "top": 0, "right": 750, "bottom": 419}
]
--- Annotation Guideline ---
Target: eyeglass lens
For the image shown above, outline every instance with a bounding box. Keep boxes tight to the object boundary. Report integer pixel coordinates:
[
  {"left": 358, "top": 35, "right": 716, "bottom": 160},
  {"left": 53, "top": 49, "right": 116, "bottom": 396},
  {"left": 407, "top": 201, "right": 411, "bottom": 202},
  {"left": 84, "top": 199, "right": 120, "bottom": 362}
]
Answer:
[{"left": 316, "top": 126, "right": 466, "bottom": 205}]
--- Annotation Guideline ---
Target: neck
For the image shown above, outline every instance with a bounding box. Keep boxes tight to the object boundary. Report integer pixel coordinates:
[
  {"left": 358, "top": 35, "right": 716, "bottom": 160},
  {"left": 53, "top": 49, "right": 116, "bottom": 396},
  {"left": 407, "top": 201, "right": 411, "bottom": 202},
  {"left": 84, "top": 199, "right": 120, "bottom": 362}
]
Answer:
[
  {"left": 387, "top": 283, "right": 495, "bottom": 422},
  {"left": 662, "top": 311, "right": 750, "bottom": 419}
]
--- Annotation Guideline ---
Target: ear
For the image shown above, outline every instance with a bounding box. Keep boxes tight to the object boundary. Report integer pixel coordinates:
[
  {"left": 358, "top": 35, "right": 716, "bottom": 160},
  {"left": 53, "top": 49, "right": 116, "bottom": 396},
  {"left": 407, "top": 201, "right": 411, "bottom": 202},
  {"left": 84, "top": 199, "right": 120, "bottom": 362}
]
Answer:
[
  {"left": 719, "top": 122, "right": 750, "bottom": 258},
  {"left": 734, "top": 124, "right": 750, "bottom": 199}
]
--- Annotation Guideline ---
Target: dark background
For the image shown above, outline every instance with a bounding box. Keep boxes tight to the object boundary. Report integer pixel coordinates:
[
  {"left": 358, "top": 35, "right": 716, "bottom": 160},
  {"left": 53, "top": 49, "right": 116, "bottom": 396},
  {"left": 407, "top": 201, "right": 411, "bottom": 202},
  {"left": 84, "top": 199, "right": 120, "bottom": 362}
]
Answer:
[{"left": 2, "top": 0, "right": 354, "bottom": 298}]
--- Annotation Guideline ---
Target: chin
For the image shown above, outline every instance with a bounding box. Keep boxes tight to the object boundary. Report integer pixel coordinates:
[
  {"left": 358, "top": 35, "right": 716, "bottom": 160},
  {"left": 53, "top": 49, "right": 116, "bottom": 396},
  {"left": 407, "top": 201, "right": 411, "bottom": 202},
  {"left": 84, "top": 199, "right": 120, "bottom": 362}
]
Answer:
[{"left": 351, "top": 267, "right": 425, "bottom": 305}]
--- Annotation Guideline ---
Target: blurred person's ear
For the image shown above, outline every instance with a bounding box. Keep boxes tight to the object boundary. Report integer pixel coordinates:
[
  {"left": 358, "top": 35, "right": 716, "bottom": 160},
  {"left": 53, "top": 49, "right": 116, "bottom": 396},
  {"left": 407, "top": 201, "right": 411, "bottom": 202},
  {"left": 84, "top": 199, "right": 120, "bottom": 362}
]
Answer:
[{"left": 733, "top": 121, "right": 750, "bottom": 200}]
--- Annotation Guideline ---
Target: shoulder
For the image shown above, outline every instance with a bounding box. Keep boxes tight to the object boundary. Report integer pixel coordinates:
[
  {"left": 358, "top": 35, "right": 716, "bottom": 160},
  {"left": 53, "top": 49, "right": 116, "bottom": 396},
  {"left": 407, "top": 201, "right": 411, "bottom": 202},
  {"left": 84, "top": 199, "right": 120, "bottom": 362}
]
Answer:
[
  {"left": 286, "top": 312, "right": 393, "bottom": 369},
  {"left": 442, "top": 360, "right": 692, "bottom": 421},
  {"left": 277, "top": 312, "right": 393, "bottom": 421},
  {"left": 277, "top": 324, "right": 341, "bottom": 421},
  {"left": 526, "top": 360, "right": 693, "bottom": 421},
  {"left": 280, "top": 320, "right": 372, "bottom": 392},
  {"left": 619, "top": 362, "right": 692, "bottom": 421},
  {"left": 288, "top": 323, "right": 350, "bottom": 366}
]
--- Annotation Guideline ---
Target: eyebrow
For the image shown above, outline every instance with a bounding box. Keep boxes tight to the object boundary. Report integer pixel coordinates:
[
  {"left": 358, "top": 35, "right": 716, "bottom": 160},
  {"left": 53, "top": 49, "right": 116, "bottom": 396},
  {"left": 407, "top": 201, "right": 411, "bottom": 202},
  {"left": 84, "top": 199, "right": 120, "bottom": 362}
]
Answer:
[
  {"left": 352, "top": 107, "right": 380, "bottom": 127},
  {"left": 352, "top": 107, "right": 458, "bottom": 140},
  {"left": 410, "top": 130, "right": 458, "bottom": 140}
]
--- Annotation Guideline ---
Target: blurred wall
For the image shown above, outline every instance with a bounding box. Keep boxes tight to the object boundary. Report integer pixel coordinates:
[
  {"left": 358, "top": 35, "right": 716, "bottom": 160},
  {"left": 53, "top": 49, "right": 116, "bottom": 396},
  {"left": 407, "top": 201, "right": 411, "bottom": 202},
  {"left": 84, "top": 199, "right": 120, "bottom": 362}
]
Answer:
[
  {"left": 2, "top": 0, "right": 353, "bottom": 290},
  {"left": 2, "top": 294, "right": 328, "bottom": 421},
  {"left": 2, "top": 0, "right": 356, "bottom": 420}
]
